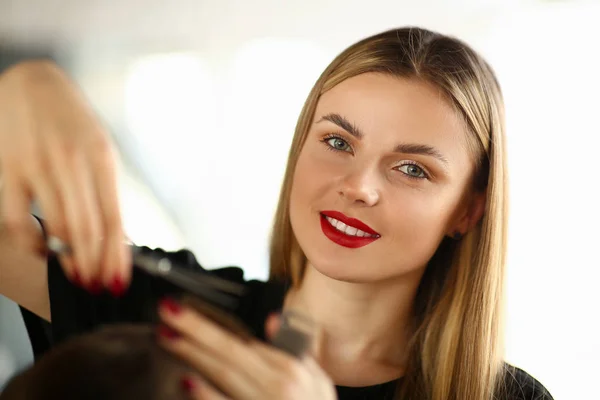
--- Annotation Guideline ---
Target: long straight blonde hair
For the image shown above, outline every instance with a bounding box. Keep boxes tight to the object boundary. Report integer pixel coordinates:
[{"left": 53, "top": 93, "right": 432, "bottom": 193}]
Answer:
[{"left": 269, "top": 27, "right": 508, "bottom": 400}]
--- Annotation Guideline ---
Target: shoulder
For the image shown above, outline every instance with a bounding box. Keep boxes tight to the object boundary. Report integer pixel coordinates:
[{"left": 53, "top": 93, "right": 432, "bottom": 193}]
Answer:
[{"left": 499, "top": 363, "right": 554, "bottom": 400}]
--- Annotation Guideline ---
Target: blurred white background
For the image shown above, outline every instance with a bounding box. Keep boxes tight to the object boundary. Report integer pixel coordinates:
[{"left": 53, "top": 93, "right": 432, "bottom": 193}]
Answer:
[{"left": 1, "top": 0, "right": 599, "bottom": 398}]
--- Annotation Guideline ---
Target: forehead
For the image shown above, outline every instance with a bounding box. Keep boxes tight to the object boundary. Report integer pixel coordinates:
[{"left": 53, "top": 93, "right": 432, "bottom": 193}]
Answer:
[{"left": 314, "top": 73, "right": 470, "bottom": 161}]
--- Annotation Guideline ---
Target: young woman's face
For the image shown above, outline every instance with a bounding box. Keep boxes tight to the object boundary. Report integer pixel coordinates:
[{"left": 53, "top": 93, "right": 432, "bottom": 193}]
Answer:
[{"left": 289, "top": 73, "right": 480, "bottom": 283}]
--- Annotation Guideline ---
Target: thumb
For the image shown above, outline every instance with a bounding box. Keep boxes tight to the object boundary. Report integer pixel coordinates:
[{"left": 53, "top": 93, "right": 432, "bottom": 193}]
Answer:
[{"left": 1, "top": 178, "right": 39, "bottom": 253}]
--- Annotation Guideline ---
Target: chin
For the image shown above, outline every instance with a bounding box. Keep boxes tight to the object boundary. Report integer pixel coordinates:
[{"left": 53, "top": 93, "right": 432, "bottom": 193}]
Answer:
[
  {"left": 307, "top": 258, "right": 384, "bottom": 284},
  {"left": 306, "top": 248, "right": 427, "bottom": 285}
]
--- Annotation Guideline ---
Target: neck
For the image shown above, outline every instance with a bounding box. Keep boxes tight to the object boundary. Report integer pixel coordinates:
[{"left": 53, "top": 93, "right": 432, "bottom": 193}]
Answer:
[{"left": 283, "top": 264, "right": 424, "bottom": 386}]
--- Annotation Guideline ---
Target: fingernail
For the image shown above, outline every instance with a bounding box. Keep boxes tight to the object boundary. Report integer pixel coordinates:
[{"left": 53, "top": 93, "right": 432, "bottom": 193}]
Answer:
[
  {"left": 157, "top": 324, "right": 180, "bottom": 340},
  {"left": 87, "top": 279, "right": 103, "bottom": 295},
  {"left": 159, "top": 297, "right": 182, "bottom": 315},
  {"left": 109, "top": 275, "right": 126, "bottom": 298},
  {"left": 71, "top": 270, "right": 83, "bottom": 287},
  {"left": 268, "top": 311, "right": 282, "bottom": 321},
  {"left": 180, "top": 376, "right": 197, "bottom": 393}
]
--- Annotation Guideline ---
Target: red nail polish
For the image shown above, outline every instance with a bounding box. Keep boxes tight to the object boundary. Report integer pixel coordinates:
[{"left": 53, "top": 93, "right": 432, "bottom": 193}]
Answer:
[
  {"left": 88, "top": 279, "right": 103, "bottom": 295},
  {"left": 180, "top": 376, "right": 196, "bottom": 393},
  {"left": 71, "top": 270, "right": 83, "bottom": 287},
  {"left": 110, "top": 276, "right": 126, "bottom": 297},
  {"left": 157, "top": 324, "right": 180, "bottom": 340},
  {"left": 268, "top": 311, "right": 282, "bottom": 321},
  {"left": 159, "top": 297, "right": 182, "bottom": 315}
]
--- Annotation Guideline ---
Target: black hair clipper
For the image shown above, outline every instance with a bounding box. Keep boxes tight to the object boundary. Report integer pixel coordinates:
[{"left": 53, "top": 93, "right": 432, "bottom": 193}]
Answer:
[
  {"left": 130, "top": 244, "right": 315, "bottom": 358},
  {"left": 46, "top": 236, "right": 314, "bottom": 359}
]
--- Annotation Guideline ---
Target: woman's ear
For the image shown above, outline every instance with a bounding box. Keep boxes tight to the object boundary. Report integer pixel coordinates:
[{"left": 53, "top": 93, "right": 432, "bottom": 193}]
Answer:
[
  {"left": 467, "top": 191, "right": 487, "bottom": 230},
  {"left": 449, "top": 191, "right": 487, "bottom": 237}
]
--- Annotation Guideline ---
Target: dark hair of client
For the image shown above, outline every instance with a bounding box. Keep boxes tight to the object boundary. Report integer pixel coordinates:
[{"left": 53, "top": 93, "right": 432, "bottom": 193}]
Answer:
[{"left": 0, "top": 324, "right": 193, "bottom": 400}]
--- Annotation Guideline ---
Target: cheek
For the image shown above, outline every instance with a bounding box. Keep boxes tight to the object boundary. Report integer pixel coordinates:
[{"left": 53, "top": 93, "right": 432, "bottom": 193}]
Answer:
[
  {"left": 385, "top": 192, "right": 455, "bottom": 257},
  {"left": 291, "top": 149, "right": 335, "bottom": 205},
  {"left": 290, "top": 151, "right": 318, "bottom": 221},
  {"left": 289, "top": 148, "right": 340, "bottom": 241},
  {"left": 405, "top": 195, "right": 452, "bottom": 228}
]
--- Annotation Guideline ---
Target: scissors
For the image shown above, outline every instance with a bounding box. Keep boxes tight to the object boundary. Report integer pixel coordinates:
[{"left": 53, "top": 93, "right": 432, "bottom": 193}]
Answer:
[{"left": 46, "top": 235, "right": 314, "bottom": 358}]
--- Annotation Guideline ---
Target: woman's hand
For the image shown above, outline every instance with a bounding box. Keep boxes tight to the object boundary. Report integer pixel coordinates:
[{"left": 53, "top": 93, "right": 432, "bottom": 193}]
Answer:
[
  {"left": 0, "top": 61, "right": 130, "bottom": 293},
  {"left": 157, "top": 298, "right": 337, "bottom": 400}
]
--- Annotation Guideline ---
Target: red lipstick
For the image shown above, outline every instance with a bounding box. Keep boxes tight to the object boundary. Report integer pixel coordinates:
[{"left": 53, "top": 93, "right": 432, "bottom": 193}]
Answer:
[{"left": 320, "top": 210, "right": 380, "bottom": 249}]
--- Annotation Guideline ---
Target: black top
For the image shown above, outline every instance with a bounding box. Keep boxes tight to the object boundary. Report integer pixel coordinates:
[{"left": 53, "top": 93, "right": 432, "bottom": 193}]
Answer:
[{"left": 20, "top": 247, "right": 553, "bottom": 399}]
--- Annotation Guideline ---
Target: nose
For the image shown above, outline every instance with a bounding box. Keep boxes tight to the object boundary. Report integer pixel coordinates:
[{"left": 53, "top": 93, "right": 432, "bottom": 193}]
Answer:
[{"left": 338, "top": 167, "right": 380, "bottom": 207}]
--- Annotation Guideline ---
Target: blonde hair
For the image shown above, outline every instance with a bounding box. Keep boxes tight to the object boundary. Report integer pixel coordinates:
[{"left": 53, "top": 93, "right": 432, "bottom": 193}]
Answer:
[{"left": 269, "top": 27, "right": 508, "bottom": 400}]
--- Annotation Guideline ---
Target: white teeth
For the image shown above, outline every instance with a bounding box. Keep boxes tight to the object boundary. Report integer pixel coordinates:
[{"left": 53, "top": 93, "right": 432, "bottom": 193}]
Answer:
[
  {"left": 325, "top": 216, "right": 376, "bottom": 238},
  {"left": 345, "top": 226, "right": 357, "bottom": 235}
]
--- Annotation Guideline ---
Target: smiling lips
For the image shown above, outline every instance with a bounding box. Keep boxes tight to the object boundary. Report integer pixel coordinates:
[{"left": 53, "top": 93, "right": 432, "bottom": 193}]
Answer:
[{"left": 319, "top": 210, "right": 381, "bottom": 248}]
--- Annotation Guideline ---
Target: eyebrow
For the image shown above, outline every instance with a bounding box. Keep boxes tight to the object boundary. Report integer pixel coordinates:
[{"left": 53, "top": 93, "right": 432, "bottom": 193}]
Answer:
[
  {"left": 316, "top": 112, "right": 450, "bottom": 166},
  {"left": 318, "top": 113, "right": 364, "bottom": 139}
]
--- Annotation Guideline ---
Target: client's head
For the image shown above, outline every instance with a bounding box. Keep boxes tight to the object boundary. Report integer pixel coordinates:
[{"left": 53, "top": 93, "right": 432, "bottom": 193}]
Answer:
[{"left": 0, "top": 324, "right": 193, "bottom": 400}]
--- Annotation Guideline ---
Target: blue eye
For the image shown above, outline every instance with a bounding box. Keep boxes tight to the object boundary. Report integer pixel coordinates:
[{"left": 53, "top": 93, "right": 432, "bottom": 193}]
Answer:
[
  {"left": 323, "top": 135, "right": 352, "bottom": 152},
  {"left": 397, "top": 163, "right": 428, "bottom": 179}
]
